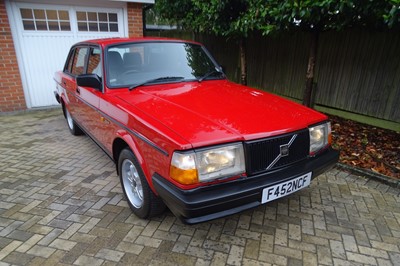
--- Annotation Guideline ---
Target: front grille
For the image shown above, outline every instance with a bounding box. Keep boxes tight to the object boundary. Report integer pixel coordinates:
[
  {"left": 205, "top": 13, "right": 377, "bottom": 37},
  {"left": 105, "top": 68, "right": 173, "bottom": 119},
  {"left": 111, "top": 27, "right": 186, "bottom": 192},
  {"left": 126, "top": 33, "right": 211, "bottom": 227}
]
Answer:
[{"left": 244, "top": 129, "right": 309, "bottom": 175}]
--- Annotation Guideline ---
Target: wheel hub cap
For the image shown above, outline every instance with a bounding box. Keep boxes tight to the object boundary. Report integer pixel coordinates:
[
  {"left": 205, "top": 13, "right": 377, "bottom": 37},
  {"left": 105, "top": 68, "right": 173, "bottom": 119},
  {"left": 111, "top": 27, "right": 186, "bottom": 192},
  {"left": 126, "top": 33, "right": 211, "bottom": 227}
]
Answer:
[{"left": 122, "top": 159, "right": 143, "bottom": 208}]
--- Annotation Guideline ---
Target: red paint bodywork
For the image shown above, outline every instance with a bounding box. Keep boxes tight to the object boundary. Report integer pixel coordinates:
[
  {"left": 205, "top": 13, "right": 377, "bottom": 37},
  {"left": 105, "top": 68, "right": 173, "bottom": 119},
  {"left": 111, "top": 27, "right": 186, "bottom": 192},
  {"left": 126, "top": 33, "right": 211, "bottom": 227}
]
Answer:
[{"left": 54, "top": 38, "right": 328, "bottom": 191}]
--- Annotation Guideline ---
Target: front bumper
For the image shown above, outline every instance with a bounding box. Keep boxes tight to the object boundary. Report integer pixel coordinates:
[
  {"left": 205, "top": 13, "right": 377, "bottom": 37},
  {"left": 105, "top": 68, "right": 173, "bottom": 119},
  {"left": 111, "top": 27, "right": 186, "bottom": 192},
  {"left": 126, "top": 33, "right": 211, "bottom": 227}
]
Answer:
[{"left": 153, "top": 148, "right": 339, "bottom": 224}]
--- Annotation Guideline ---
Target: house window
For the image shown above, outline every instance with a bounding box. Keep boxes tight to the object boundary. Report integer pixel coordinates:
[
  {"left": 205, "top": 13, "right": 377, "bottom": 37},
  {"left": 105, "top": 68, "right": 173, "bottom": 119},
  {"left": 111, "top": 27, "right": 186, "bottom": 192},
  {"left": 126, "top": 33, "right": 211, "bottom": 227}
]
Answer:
[
  {"left": 76, "top": 11, "right": 118, "bottom": 32},
  {"left": 20, "top": 8, "right": 71, "bottom": 31}
]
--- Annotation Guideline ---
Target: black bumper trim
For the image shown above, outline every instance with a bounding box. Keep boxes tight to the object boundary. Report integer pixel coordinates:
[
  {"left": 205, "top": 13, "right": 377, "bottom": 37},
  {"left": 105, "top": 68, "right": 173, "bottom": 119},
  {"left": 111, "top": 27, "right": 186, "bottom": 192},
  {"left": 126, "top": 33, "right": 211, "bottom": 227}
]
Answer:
[
  {"left": 54, "top": 91, "right": 60, "bottom": 103},
  {"left": 153, "top": 148, "right": 339, "bottom": 224}
]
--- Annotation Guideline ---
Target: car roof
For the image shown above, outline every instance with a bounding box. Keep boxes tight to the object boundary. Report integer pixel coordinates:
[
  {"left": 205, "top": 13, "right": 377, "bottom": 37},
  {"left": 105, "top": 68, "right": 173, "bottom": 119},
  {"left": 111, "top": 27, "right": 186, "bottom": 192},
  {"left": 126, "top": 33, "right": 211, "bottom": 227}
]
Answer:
[{"left": 77, "top": 37, "right": 201, "bottom": 47}]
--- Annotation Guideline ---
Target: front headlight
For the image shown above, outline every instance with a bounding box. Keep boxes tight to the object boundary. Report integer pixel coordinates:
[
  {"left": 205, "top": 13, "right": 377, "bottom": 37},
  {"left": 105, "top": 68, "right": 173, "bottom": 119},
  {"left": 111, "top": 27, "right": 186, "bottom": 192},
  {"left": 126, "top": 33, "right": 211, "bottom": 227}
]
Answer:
[
  {"left": 309, "top": 122, "right": 331, "bottom": 155},
  {"left": 170, "top": 143, "right": 245, "bottom": 185}
]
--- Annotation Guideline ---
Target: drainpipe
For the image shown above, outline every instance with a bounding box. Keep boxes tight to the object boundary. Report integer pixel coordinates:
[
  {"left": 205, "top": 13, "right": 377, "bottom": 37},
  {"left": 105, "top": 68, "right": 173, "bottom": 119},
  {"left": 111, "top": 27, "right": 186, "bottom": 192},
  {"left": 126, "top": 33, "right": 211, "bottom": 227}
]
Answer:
[{"left": 142, "top": 4, "right": 153, "bottom": 37}]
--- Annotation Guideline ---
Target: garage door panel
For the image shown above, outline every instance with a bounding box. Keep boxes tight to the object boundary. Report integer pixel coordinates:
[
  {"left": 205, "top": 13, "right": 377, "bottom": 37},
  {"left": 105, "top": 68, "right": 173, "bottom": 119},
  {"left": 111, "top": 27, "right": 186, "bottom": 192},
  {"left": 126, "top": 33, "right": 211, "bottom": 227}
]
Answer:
[
  {"left": 21, "top": 35, "right": 76, "bottom": 107},
  {"left": 10, "top": 2, "right": 126, "bottom": 108}
]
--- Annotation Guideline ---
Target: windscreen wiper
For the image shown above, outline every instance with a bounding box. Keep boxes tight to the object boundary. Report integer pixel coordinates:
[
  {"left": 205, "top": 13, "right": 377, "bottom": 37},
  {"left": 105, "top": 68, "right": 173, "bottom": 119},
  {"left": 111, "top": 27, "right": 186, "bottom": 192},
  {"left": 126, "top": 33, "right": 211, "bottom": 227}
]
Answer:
[
  {"left": 129, "top": 76, "right": 185, "bottom": 90},
  {"left": 198, "top": 69, "right": 224, "bottom": 82}
]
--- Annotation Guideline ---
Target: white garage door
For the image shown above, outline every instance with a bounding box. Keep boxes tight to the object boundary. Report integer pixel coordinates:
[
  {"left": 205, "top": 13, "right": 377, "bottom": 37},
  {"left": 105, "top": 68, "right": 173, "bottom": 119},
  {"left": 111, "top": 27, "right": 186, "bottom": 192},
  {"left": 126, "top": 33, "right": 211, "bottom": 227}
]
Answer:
[{"left": 8, "top": 2, "right": 127, "bottom": 108}]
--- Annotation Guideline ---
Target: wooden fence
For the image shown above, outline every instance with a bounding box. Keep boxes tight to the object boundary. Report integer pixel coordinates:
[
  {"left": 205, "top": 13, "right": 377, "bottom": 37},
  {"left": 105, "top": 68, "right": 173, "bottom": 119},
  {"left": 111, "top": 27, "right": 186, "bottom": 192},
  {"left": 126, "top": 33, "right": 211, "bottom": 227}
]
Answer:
[{"left": 146, "top": 29, "right": 400, "bottom": 123}]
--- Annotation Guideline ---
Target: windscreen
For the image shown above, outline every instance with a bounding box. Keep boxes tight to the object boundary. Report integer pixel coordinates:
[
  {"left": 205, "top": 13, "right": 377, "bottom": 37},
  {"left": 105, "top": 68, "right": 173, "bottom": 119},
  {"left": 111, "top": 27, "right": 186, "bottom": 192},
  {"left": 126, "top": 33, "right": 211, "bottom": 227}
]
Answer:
[{"left": 106, "top": 42, "right": 224, "bottom": 88}]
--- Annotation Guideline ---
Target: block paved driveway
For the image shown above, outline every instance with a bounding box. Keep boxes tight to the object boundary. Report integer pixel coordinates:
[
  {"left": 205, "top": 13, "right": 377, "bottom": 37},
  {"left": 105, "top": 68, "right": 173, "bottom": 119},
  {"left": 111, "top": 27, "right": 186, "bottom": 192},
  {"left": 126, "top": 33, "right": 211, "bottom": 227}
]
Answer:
[{"left": 0, "top": 109, "right": 399, "bottom": 266}]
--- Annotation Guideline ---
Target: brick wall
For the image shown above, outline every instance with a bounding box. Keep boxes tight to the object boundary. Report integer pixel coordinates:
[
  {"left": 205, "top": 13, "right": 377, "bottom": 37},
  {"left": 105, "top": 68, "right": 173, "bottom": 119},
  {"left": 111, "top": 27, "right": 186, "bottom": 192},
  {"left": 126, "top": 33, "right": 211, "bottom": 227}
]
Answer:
[
  {"left": 127, "top": 2, "right": 143, "bottom": 38},
  {"left": 0, "top": 0, "right": 26, "bottom": 112}
]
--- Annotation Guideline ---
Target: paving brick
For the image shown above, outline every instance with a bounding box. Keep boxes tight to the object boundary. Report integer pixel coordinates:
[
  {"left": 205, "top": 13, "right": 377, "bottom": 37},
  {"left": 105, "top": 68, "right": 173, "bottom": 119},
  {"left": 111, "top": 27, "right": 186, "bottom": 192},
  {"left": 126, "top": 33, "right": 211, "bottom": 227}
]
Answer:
[
  {"left": 153, "top": 229, "right": 179, "bottom": 242},
  {"left": 342, "top": 234, "right": 358, "bottom": 252},
  {"left": 1, "top": 251, "right": 34, "bottom": 265},
  {"left": 95, "top": 248, "right": 124, "bottom": 262},
  {"left": 0, "top": 221, "right": 24, "bottom": 237},
  {"left": 70, "top": 232, "right": 97, "bottom": 244},
  {"left": 301, "top": 219, "right": 314, "bottom": 235},
  {"left": 370, "top": 240, "right": 399, "bottom": 252},
  {"left": 158, "top": 215, "right": 176, "bottom": 231},
  {"left": 38, "top": 228, "right": 63, "bottom": 246},
  {"left": 59, "top": 223, "right": 82, "bottom": 239},
  {"left": 303, "top": 251, "right": 318, "bottom": 265},
  {"left": 288, "top": 239, "right": 316, "bottom": 253},
  {"left": 135, "top": 235, "right": 162, "bottom": 248},
  {"left": 317, "top": 245, "right": 333, "bottom": 265},
  {"left": 347, "top": 252, "right": 377, "bottom": 265},
  {"left": 49, "top": 238, "right": 77, "bottom": 251},
  {"left": 26, "top": 245, "right": 56, "bottom": 258},
  {"left": 219, "top": 234, "right": 246, "bottom": 247},
  {"left": 236, "top": 228, "right": 261, "bottom": 241},
  {"left": 330, "top": 239, "right": 346, "bottom": 259},
  {"left": 274, "top": 245, "right": 302, "bottom": 260},
  {"left": 73, "top": 255, "right": 104, "bottom": 266},
  {"left": 170, "top": 224, "right": 196, "bottom": 236},
  {"left": 202, "top": 239, "right": 230, "bottom": 253},
  {"left": 186, "top": 245, "right": 214, "bottom": 260},
  {"left": 244, "top": 239, "right": 260, "bottom": 260},
  {"left": 6, "top": 229, "right": 33, "bottom": 241},
  {"left": 77, "top": 217, "right": 100, "bottom": 234},
  {"left": 227, "top": 245, "right": 244, "bottom": 266},
  {"left": 288, "top": 223, "right": 301, "bottom": 241},
  {"left": 258, "top": 251, "right": 287, "bottom": 265},
  {"left": 116, "top": 241, "right": 144, "bottom": 255},
  {"left": 0, "top": 240, "right": 22, "bottom": 260},
  {"left": 141, "top": 220, "right": 160, "bottom": 237},
  {"left": 16, "top": 234, "right": 43, "bottom": 253}
]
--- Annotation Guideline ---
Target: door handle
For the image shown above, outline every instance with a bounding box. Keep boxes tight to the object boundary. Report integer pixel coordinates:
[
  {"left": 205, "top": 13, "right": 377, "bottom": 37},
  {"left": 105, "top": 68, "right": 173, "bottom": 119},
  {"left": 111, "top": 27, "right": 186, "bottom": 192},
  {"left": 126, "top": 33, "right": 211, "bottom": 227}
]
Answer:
[{"left": 76, "top": 87, "right": 80, "bottom": 94}]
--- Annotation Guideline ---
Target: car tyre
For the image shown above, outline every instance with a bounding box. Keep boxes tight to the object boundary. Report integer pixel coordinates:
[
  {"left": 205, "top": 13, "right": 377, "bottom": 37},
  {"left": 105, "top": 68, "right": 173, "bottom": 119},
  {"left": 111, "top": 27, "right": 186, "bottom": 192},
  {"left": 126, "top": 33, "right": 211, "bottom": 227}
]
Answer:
[
  {"left": 64, "top": 105, "right": 83, "bottom": 136},
  {"left": 118, "top": 148, "right": 166, "bottom": 218}
]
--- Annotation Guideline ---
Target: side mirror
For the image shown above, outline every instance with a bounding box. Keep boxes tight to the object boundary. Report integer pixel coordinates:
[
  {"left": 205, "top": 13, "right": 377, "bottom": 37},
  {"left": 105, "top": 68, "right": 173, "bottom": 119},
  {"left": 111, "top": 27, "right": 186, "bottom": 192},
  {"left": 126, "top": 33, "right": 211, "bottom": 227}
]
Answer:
[
  {"left": 218, "top": 65, "right": 226, "bottom": 73},
  {"left": 76, "top": 74, "right": 102, "bottom": 91}
]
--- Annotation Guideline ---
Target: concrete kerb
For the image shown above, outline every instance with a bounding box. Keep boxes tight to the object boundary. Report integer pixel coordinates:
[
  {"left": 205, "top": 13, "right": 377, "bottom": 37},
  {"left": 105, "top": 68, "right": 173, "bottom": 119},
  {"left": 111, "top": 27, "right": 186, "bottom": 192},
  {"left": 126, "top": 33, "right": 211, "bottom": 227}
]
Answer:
[
  {"left": 336, "top": 163, "right": 400, "bottom": 189},
  {"left": 0, "top": 106, "right": 61, "bottom": 116}
]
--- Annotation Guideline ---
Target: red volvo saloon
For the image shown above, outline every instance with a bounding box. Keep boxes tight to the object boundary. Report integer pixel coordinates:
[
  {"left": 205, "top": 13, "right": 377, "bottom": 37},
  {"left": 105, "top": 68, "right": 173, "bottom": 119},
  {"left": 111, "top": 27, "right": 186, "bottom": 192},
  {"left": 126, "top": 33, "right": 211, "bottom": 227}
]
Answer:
[{"left": 54, "top": 38, "right": 339, "bottom": 224}]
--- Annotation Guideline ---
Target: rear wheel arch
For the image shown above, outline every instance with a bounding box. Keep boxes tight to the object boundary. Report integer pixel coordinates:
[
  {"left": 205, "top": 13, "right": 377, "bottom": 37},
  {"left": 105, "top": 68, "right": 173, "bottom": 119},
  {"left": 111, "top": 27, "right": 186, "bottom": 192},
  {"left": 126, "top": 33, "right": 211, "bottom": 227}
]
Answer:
[
  {"left": 60, "top": 98, "right": 67, "bottom": 119},
  {"left": 61, "top": 98, "right": 83, "bottom": 136}
]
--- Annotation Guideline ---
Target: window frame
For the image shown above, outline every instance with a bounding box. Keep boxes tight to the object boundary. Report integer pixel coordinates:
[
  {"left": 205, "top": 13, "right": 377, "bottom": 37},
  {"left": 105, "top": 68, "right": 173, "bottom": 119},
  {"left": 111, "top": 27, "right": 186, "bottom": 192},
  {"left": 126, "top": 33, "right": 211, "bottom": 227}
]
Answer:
[
  {"left": 68, "top": 46, "right": 89, "bottom": 77},
  {"left": 76, "top": 10, "right": 119, "bottom": 33},
  {"left": 87, "top": 47, "right": 103, "bottom": 78},
  {"left": 19, "top": 7, "right": 71, "bottom": 32},
  {"left": 104, "top": 41, "right": 224, "bottom": 89},
  {"left": 63, "top": 44, "right": 104, "bottom": 92}
]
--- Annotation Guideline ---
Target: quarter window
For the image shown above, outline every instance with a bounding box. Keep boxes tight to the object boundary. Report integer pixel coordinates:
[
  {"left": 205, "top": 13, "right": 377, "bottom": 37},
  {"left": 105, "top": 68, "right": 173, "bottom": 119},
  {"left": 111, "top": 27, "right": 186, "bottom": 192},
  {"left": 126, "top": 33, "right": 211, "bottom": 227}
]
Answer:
[
  {"left": 70, "top": 47, "right": 89, "bottom": 76},
  {"left": 76, "top": 11, "right": 118, "bottom": 32},
  {"left": 87, "top": 48, "right": 102, "bottom": 78},
  {"left": 20, "top": 8, "right": 71, "bottom": 31}
]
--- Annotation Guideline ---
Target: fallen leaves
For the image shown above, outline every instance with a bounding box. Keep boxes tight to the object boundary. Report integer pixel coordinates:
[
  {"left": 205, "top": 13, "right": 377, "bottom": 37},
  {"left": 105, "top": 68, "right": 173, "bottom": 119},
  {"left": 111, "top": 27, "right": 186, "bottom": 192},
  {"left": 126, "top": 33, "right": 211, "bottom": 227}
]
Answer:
[{"left": 329, "top": 115, "right": 400, "bottom": 179}]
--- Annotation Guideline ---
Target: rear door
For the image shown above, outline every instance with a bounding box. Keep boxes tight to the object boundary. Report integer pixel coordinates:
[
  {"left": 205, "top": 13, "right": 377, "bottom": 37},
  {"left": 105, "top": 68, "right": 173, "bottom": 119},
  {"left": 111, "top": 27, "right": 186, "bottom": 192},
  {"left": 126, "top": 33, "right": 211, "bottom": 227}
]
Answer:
[
  {"left": 62, "top": 46, "right": 88, "bottom": 122},
  {"left": 62, "top": 44, "right": 103, "bottom": 143}
]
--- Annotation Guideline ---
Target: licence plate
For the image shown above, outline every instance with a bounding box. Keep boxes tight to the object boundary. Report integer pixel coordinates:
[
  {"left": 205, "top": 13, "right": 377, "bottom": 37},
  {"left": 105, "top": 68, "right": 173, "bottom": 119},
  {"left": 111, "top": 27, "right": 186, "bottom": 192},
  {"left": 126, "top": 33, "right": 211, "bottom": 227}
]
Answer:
[{"left": 261, "top": 172, "right": 312, "bottom": 204}]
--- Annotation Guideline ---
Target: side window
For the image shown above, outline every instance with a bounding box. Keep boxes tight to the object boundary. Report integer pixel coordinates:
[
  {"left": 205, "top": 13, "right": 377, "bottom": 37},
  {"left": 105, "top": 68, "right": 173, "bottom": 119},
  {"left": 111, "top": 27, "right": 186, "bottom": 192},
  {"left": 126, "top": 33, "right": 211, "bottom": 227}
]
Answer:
[
  {"left": 65, "top": 49, "right": 75, "bottom": 74},
  {"left": 87, "top": 48, "right": 102, "bottom": 78},
  {"left": 71, "top": 47, "right": 88, "bottom": 76}
]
